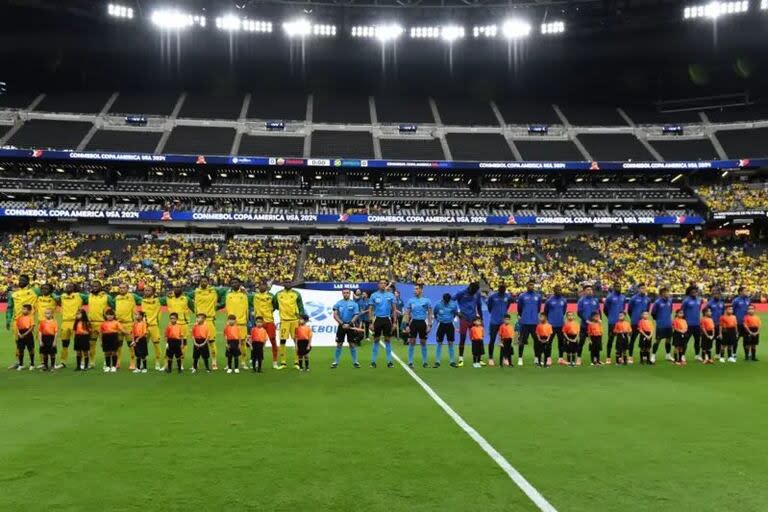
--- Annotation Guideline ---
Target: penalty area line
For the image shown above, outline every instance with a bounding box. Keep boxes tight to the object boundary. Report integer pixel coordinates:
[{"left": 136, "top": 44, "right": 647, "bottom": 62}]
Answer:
[{"left": 386, "top": 344, "right": 558, "bottom": 512}]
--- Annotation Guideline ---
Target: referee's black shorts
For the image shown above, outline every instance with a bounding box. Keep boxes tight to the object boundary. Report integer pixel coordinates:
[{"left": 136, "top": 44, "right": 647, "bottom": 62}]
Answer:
[
  {"left": 409, "top": 320, "right": 428, "bottom": 340},
  {"left": 435, "top": 322, "right": 455, "bottom": 343},
  {"left": 373, "top": 317, "right": 393, "bottom": 338}
]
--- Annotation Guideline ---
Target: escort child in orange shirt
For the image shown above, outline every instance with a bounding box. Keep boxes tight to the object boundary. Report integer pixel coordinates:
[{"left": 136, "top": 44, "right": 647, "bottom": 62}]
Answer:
[
  {"left": 700, "top": 307, "right": 716, "bottom": 365},
  {"left": 38, "top": 308, "right": 59, "bottom": 371},
  {"left": 535, "top": 313, "right": 553, "bottom": 368},
  {"left": 672, "top": 309, "right": 688, "bottom": 365},
  {"left": 131, "top": 311, "right": 149, "bottom": 373},
  {"left": 498, "top": 314, "right": 516, "bottom": 367},
  {"left": 165, "top": 312, "right": 184, "bottom": 373},
  {"left": 249, "top": 316, "right": 270, "bottom": 373},
  {"left": 612, "top": 312, "right": 632, "bottom": 365},
  {"left": 100, "top": 309, "right": 121, "bottom": 373},
  {"left": 587, "top": 311, "right": 605, "bottom": 366},
  {"left": 15, "top": 304, "right": 35, "bottom": 371},
  {"left": 73, "top": 308, "right": 91, "bottom": 371},
  {"left": 224, "top": 315, "right": 241, "bottom": 374},
  {"left": 637, "top": 311, "right": 655, "bottom": 365},
  {"left": 563, "top": 312, "right": 580, "bottom": 367},
  {"left": 295, "top": 315, "right": 313, "bottom": 372},
  {"left": 469, "top": 317, "right": 484, "bottom": 368},
  {"left": 719, "top": 305, "right": 737, "bottom": 363},
  {"left": 191, "top": 313, "right": 211, "bottom": 373},
  {"left": 743, "top": 305, "right": 761, "bottom": 362}
]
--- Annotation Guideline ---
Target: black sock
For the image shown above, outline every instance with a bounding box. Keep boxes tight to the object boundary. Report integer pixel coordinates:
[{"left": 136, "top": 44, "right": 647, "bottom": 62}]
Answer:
[
  {"left": 488, "top": 341, "right": 495, "bottom": 359},
  {"left": 84, "top": 356, "right": 89, "bottom": 368},
  {"left": 518, "top": 345, "right": 524, "bottom": 359},
  {"left": 458, "top": 340, "right": 465, "bottom": 357},
  {"left": 76, "top": 355, "right": 81, "bottom": 368},
  {"left": 177, "top": 358, "right": 182, "bottom": 370},
  {"left": 193, "top": 357, "right": 199, "bottom": 370},
  {"left": 753, "top": 347, "right": 757, "bottom": 360},
  {"left": 30, "top": 353, "right": 35, "bottom": 367},
  {"left": 234, "top": 357, "right": 239, "bottom": 370},
  {"left": 305, "top": 357, "right": 310, "bottom": 369},
  {"left": 299, "top": 358, "right": 304, "bottom": 369},
  {"left": 665, "top": 341, "right": 671, "bottom": 354},
  {"left": 166, "top": 358, "right": 172, "bottom": 371},
  {"left": 204, "top": 357, "right": 210, "bottom": 370},
  {"left": 227, "top": 354, "right": 232, "bottom": 369}
]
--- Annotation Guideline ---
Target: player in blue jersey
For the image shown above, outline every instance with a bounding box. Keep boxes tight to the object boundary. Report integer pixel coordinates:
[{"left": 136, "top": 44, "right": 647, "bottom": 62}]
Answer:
[
  {"left": 706, "top": 287, "right": 725, "bottom": 359},
  {"left": 516, "top": 280, "right": 542, "bottom": 366},
  {"left": 404, "top": 284, "right": 433, "bottom": 368},
  {"left": 486, "top": 283, "right": 513, "bottom": 367},
  {"left": 543, "top": 285, "right": 568, "bottom": 365},
  {"left": 680, "top": 285, "right": 703, "bottom": 363},
  {"left": 650, "top": 287, "right": 674, "bottom": 362},
  {"left": 332, "top": 289, "right": 361, "bottom": 369},
  {"left": 433, "top": 293, "right": 459, "bottom": 368},
  {"left": 453, "top": 282, "right": 482, "bottom": 368},
  {"left": 732, "top": 286, "right": 751, "bottom": 360},
  {"left": 576, "top": 285, "right": 601, "bottom": 366},
  {"left": 368, "top": 279, "right": 397, "bottom": 368},
  {"left": 627, "top": 283, "right": 651, "bottom": 364},
  {"left": 602, "top": 284, "right": 626, "bottom": 365}
]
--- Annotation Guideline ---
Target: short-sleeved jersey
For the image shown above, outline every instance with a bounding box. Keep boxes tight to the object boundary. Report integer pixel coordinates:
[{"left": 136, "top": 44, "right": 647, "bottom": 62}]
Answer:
[
  {"left": 744, "top": 314, "right": 761, "bottom": 330},
  {"left": 673, "top": 317, "right": 688, "bottom": 333},
  {"left": 114, "top": 293, "right": 139, "bottom": 323},
  {"left": 275, "top": 289, "right": 304, "bottom": 322},
  {"left": 192, "top": 323, "right": 209, "bottom": 341},
  {"left": 9, "top": 287, "right": 39, "bottom": 320},
  {"left": 433, "top": 300, "right": 459, "bottom": 324},
  {"left": 638, "top": 318, "right": 654, "bottom": 335},
  {"left": 613, "top": 320, "right": 632, "bottom": 334},
  {"left": 250, "top": 326, "right": 269, "bottom": 343},
  {"left": 406, "top": 296, "right": 432, "bottom": 321},
  {"left": 16, "top": 315, "right": 34, "bottom": 332},
  {"left": 223, "top": 325, "right": 240, "bottom": 341},
  {"left": 193, "top": 287, "right": 220, "bottom": 319},
  {"left": 225, "top": 290, "right": 251, "bottom": 325},
  {"left": 165, "top": 324, "right": 183, "bottom": 340},
  {"left": 166, "top": 295, "right": 191, "bottom": 324},
  {"left": 333, "top": 299, "right": 360, "bottom": 324},
  {"left": 59, "top": 292, "right": 84, "bottom": 322},
  {"left": 536, "top": 323, "right": 553, "bottom": 339},
  {"left": 587, "top": 321, "right": 603, "bottom": 337},
  {"left": 140, "top": 296, "right": 162, "bottom": 326},
  {"left": 499, "top": 323, "right": 515, "bottom": 340},
  {"left": 101, "top": 320, "right": 120, "bottom": 334},
  {"left": 295, "top": 324, "right": 312, "bottom": 341},
  {"left": 38, "top": 319, "right": 58, "bottom": 336},
  {"left": 35, "top": 295, "right": 57, "bottom": 320},
  {"left": 700, "top": 317, "right": 715, "bottom": 335},
  {"left": 132, "top": 321, "right": 148, "bottom": 338},
  {"left": 563, "top": 320, "right": 580, "bottom": 337},
  {"left": 253, "top": 292, "right": 276, "bottom": 322},
  {"left": 469, "top": 325, "right": 484, "bottom": 341},
  {"left": 88, "top": 292, "right": 112, "bottom": 323},
  {"left": 74, "top": 321, "right": 90, "bottom": 336},
  {"left": 719, "top": 314, "right": 737, "bottom": 330},
  {"left": 369, "top": 291, "right": 396, "bottom": 318}
]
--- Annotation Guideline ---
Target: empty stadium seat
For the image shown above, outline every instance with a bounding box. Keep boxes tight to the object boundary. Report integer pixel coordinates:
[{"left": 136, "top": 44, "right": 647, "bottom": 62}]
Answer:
[
  {"left": 34, "top": 92, "right": 111, "bottom": 114},
  {"left": 178, "top": 94, "right": 244, "bottom": 120},
  {"left": 445, "top": 133, "right": 513, "bottom": 160},
  {"left": 0, "top": 92, "right": 38, "bottom": 110},
  {"left": 313, "top": 95, "right": 370, "bottom": 124},
  {"left": 494, "top": 101, "right": 561, "bottom": 125},
  {"left": 8, "top": 120, "right": 92, "bottom": 149},
  {"left": 379, "top": 139, "right": 445, "bottom": 160},
  {"left": 577, "top": 133, "right": 653, "bottom": 161},
  {"left": 86, "top": 130, "right": 163, "bottom": 153},
  {"left": 435, "top": 98, "right": 498, "bottom": 126},
  {"left": 715, "top": 128, "right": 768, "bottom": 158},
  {"left": 247, "top": 91, "right": 307, "bottom": 121},
  {"left": 239, "top": 135, "right": 305, "bottom": 157},
  {"left": 311, "top": 131, "right": 374, "bottom": 158},
  {"left": 514, "top": 140, "right": 584, "bottom": 161},
  {"left": 558, "top": 104, "right": 628, "bottom": 127},
  {"left": 649, "top": 138, "right": 719, "bottom": 161},
  {"left": 164, "top": 126, "right": 236, "bottom": 155},
  {"left": 108, "top": 92, "right": 179, "bottom": 117},
  {"left": 375, "top": 96, "right": 435, "bottom": 124}
]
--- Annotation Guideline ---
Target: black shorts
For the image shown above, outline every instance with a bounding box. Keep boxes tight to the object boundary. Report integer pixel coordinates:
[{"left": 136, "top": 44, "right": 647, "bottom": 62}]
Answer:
[
  {"left": 373, "top": 317, "right": 393, "bottom": 338},
  {"left": 166, "top": 339, "right": 183, "bottom": 358},
  {"left": 471, "top": 339, "right": 485, "bottom": 356},
  {"left": 225, "top": 340, "right": 240, "bottom": 357},
  {"left": 250, "top": 342, "right": 265, "bottom": 359},
  {"left": 297, "top": 340, "right": 311, "bottom": 356},
  {"left": 722, "top": 328, "right": 737, "bottom": 346},
  {"left": 408, "top": 320, "right": 428, "bottom": 341},
  {"left": 193, "top": 343, "right": 210, "bottom": 359},
  {"left": 134, "top": 338, "right": 148, "bottom": 358},
  {"left": 101, "top": 333, "right": 119, "bottom": 352},
  {"left": 673, "top": 331, "right": 686, "bottom": 348},
  {"left": 40, "top": 335, "right": 56, "bottom": 355},
  {"left": 747, "top": 334, "right": 760, "bottom": 346},
  {"left": 590, "top": 335, "right": 603, "bottom": 351},
  {"left": 656, "top": 327, "right": 673, "bottom": 340},
  {"left": 336, "top": 326, "right": 362, "bottom": 345},
  {"left": 74, "top": 334, "right": 90, "bottom": 352},
  {"left": 519, "top": 324, "right": 536, "bottom": 345},
  {"left": 16, "top": 333, "right": 34, "bottom": 352},
  {"left": 435, "top": 322, "right": 455, "bottom": 343}
]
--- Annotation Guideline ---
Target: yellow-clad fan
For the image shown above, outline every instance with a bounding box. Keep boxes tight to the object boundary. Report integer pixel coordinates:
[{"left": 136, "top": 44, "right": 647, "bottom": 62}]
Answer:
[
  {"left": 187, "top": 276, "right": 224, "bottom": 371},
  {"left": 84, "top": 281, "right": 115, "bottom": 369},
  {"left": 5, "top": 274, "right": 40, "bottom": 369},
  {"left": 54, "top": 283, "right": 87, "bottom": 369}
]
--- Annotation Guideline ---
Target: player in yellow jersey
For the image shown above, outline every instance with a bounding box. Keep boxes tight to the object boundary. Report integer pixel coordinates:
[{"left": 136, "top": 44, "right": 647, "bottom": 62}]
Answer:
[
  {"left": 253, "top": 281, "right": 279, "bottom": 369},
  {"left": 274, "top": 283, "right": 305, "bottom": 370},
  {"left": 187, "top": 277, "right": 224, "bottom": 371},
  {"left": 163, "top": 284, "right": 192, "bottom": 370},
  {"left": 34, "top": 283, "right": 58, "bottom": 368},
  {"left": 114, "top": 283, "right": 142, "bottom": 370},
  {"left": 5, "top": 274, "right": 40, "bottom": 369},
  {"left": 222, "top": 277, "right": 252, "bottom": 368},
  {"left": 84, "top": 281, "right": 115, "bottom": 369},
  {"left": 54, "top": 283, "right": 87, "bottom": 369},
  {"left": 139, "top": 285, "right": 165, "bottom": 371}
]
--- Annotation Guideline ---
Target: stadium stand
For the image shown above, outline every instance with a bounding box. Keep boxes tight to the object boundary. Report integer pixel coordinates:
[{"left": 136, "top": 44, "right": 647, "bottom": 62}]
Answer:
[
  {"left": 375, "top": 96, "right": 435, "bottom": 124},
  {"left": 310, "top": 130, "right": 374, "bottom": 158},
  {"left": 558, "top": 103, "right": 628, "bottom": 126},
  {"left": 648, "top": 138, "right": 719, "bottom": 161},
  {"left": 435, "top": 98, "right": 498, "bottom": 126},
  {"left": 577, "top": 133, "right": 654, "bottom": 161},
  {"left": 696, "top": 182, "right": 768, "bottom": 212},
  {"left": 494, "top": 101, "right": 561, "bottom": 126},
  {"left": 715, "top": 128, "right": 768, "bottom": 159},
  {"left": 177, "top": 94, "right": 244, "bottom": 120},
  {"left": 163, "top": 126, "right": 236, "bottom": 155},
  {"left": 514, "top": 139, "right": 585, "bottom": 161},
  {"left": 34, "top": 92, "right": 111, "bottom": 114},
  {"left": 0, "top": 92, "right": 38, "bottom": 109},
  {"left": 86, "top": 130, "right": 163, "bottom": 153},
  {"left": 445, "top": 133, "right": 513, "bottom": 160},
  {"left": 238, "top": 135, "right": 305, "bottom": 157},
  {"left": 247, "top": 91, "right": 307, "bottom": 121},
  {"left": 622, "top": 106, "right": 702, "bottom": 125},
  {"left": 312, "top": 95, "right": 370, "bottom": 124},
  {"left": 7, "top": 120, "right": 92, "bottom": 149},
  {"left": 379, "top": 138, "right": 445, "bottom": 160},
  {"left": 107, "top": 93, "right": 179, "bottom": 117},
  {"left": 705, "top": 104, "right": 768, "bottom": 123}
]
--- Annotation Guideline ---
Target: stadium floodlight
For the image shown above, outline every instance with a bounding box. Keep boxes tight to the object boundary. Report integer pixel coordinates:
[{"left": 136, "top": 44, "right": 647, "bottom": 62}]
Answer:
[
  {"left": 313, "top": 24, "right": 337, "bottom": 36},
  {"left": 151, "top": 9, "right": 205, "bottom": 30},
  {"left": 541, "top": 21, "right": 565, "bottom": 34},
  {"left": 762, "top": 0, "right": 767, "bottom": 10},
  {"left": 410, "top": 26, "right": 440, "bottom": 39},
  {"left": 283, "top": 19, "right": 311, "bottom": 37},
  {"left": 215, "top": 15, "right": 272, "bottom": 33},
  {"left": 440, "top": 25, "right": 465, "bottom": 42},
  {"left": 502, "top": 19, "right": 532, "bottom": 39},
  {"left": 351, "top": 24, "right": 404, "bottom": 42},
  {"left": 683, "top": 0, "right": 749, "bottom": 19},
  {"left": 472, "top": 25, "right": 498, "bottom": 38},
  {"left": 108, "top": 3, "right": 134, "bottom": 19}
]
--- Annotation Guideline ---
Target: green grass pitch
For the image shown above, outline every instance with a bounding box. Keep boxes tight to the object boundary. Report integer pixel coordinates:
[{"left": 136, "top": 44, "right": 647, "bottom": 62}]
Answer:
[{"left": 2, "top": 313, "right": 767, "bottom": 511}]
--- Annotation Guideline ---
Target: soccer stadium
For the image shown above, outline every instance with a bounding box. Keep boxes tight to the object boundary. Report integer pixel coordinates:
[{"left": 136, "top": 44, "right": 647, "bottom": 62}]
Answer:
[{"left": 1, "top": 0, "right": 768, "bottom": 510}]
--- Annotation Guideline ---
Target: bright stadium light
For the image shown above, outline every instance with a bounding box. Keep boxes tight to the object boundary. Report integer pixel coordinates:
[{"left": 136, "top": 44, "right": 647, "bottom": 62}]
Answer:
[
  {"left": 313, "top": 24, "right": 337, "bottom": 36},
  {"left": 541, "top": 21, "right": 565, "bottom": 34},
  {"left": 502, "top": 19, "right": 532, "bottom": 39},
  {"left": 683, "top": 0, "right": 749, "bottom": 19},
  {"left": 108, "top": 3, "right": 134, "bottom": 19},
  {"left": 351, "top": 24, "right": 404, "bottom": 42},
  {"left": 440, "top": 25, "right": 465, "bottom": 42},
  {"left": 472, "top": 25, "right": 498, "bottom": 38},
  {"left": 410, "top": 26, "right": 441, "bottom": 39},
  {"left": 216, "top": 14, "right": 241, "bottom": 31},
  {"left": 215, "top": 15, "right": 272, "bottom": 33},
  {"left": 150, "top": 9, "right": 206, "bottom": 30},
  {"left": 762, "top": 0, "right": 767, "bottom": 10},
  {"left": 283, "top": 19, "right": 311, "bottom": 37}
]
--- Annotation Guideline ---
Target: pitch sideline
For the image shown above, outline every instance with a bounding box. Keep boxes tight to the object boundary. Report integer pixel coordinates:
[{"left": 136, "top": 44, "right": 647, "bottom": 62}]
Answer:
[{"left": 386, "top": 344, "right": 558, "bottom": 512}]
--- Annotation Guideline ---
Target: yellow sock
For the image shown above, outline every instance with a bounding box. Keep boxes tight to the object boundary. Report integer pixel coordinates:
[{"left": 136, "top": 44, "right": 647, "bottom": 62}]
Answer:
[
  {"left": 61, "top": 345, "right": 69, "bottom": 363},
  {"left": 209, "top": 341, "right": 217, "bottom": 359},
  {"left": 89, "top": 340, "right": 97, "bottom": 363},
  {"left": 278, "top": 345, "right": 286, "bottom": 364},
  {"left": 153, "top": 342, "right": 162, "bottom": 366},
  {"left": 129, "top": 345, "right": 136, "bottom": 364}
]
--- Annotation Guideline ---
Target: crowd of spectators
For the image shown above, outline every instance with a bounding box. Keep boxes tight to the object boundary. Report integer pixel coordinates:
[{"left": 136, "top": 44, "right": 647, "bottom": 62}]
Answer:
[{"left": 697, "top": 183, "right": 768, "bottom": 212}]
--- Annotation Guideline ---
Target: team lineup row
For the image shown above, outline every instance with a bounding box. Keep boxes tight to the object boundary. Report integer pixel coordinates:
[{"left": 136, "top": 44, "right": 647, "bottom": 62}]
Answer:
[{"left": 4, "top": 276, "right": 762, "bottom": 373}]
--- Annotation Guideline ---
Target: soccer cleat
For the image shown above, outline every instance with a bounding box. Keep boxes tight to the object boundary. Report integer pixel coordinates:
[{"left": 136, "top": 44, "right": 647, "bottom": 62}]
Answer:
[
  {"left": 728, "top": 356, "right": 737, "bottom": 363},
  {"left": 211, "top": 362, "right": 219, "bottom": 371},
  {"left": 8, "top": 363, "right": 20, "bottom": 370},
  {"left": 234, "top": 369, "right": 240, "bottom": 374},
  {"left": 502, "top": 358, "right": 510, "bottom": 367},
  {"left": 110, "top": 367, "right": 117, "bottom": 373},
  {"left": 479, "top": 360, "right": 487, "bottom": 367},
  {"left": 353, "top": 362, "right": 360, "bottom": 368},
  {"left": 387, "top": 362, "right": 394, "bottom": 368},
  {"left": 449, "top": 362, "right": 458, "bottom": 368},
  {"left": 605, "top": 358, "right": 612, "bottom": 365},
  {"left": 472, "top": 363, "right": 480, "bottom": 368},
  {"left": 627, "top": 357, "right": 634, "bottom": 365},
  {"left": 132, "top": 369, "right": 141, "bottom": 374},
  {"left": 191, "top": 368, "right": 197, "bottom": 374},
  {"left": 28, "top": 365, "right": 35, "bottom": 371},
  {"left": 433, "top": 362, "right": 441, "bottom": 368},
  {"left": 665, "top": 353, "right": 674, "bottom": 362},
  {"left": 488, "top": 359, "right": 495, "bottom": 367},
  {"left": 719, "top": 357, "right": 725, "bottom": 363},
  {"left": 331, "top": 362, "right": 338, "bottom": 369},
  {"left": 16, "top": 365, "right": 25, "bottom": 371},
  {"left": 422, "top": 362, "right": 429, "bottom": 368},
  {"left": 88, "top": 363, "right": 95, "bottom": 369},
  {"left": 141, "top": 368, "right": 147, "bottom": 373},
  {"left": 180, "top": 364, "right": 185, "bottom": 371},
  {"left": 370, "top": 362, "right": 377, "bottom": 368},
  {"left": 305, "top": 368, "right": 311, "bottom": 372},
  {"left": 681, "top": 355, "right": 687, "bottom": 363},
  {"left": 103, "top": 366, "right": 110, "bottom": 373},
  {"left": 227, "top": 368, "right": 233, "bottom": 374},
  {"left": 129, "top": 363, "right": 136, "bottom": 371},
  {"left": 36, "top": 363, "right": 44, "bottom": 369},
  {"left": 517, "top": 358, "right": 524, "bottom": 367},
  {"left": 458, "top": 359, "right": 464, "bottom": 367},
  {"left": 272, "top": 362, "right": 279, "bottom": 369},
  {"left": 408, "top": 362, "right": 414, "bottom": 368},
  {"left": 155, "top": 363, "right": 162, "bottom": 371},
  {"left": 54, "top": 363, "right": 65, "bottom": 370},
  {"left": 557, "top": 357, "right": 565, "bottom": 366},
  {"left": 576, "top": 358, "right": 582, "bottom": 366},
  {"left": 294, "top": 363, "right": 300, "bottom": 370},
  {"left": 650, "top": 354, "right": 656, "bottom": 363}
]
